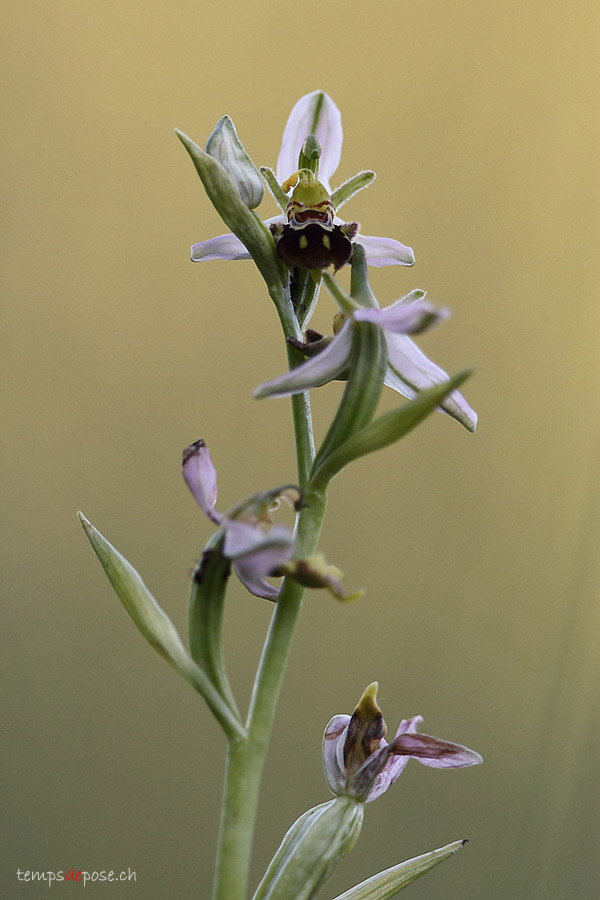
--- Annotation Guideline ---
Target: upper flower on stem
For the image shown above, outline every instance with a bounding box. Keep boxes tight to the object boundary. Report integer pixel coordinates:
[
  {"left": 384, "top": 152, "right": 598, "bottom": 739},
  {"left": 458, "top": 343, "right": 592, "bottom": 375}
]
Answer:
[
  {"left": 182, "top": 439, "right": 299, "bottom": 600},
  {"left": 323, "top": 683, "right": 482, "bottom": 803},
  {"left": 254, "top": 278, "right": 478, "bottom": 432},
  {"left": 190, "top": 90, "right": 415, "bottom": 270}
]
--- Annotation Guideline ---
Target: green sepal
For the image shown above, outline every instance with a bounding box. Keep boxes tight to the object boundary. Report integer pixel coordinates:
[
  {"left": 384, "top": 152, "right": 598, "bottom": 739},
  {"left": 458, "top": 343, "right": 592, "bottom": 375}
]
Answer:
[
  {"left": 206, "top": 116, "right": 264, "bottom": 209},
  {"left": 330, "top": 840, "right": 468, "bottom": 900},
  {"left": 188, "top": 532, "right": 239, "bottom": 719},
  {"left": 252, "top": 797, "right": 364, "bottom": 900},
  {"left": 309, "top": 370, "right": 473, "bottom": 492},
  {"left": 78, "top": 512, "right": 245, "bottom": 741},
  {"left": 312, "top": 320, "right": 387, "bottom": 475},
  {"left": 331, "top": 171, "right": 376, "bottom": 211},
  {"left": 175, "top": 129, "right": 284, "bottom": 290},
  {"left": 260, "top": 166, "right": 289, "bottom": 211}
]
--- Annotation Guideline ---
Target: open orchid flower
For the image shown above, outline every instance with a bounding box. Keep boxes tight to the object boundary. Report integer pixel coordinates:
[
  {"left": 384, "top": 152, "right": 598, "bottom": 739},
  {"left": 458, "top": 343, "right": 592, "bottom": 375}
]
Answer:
[
  {"left": 254, "top": 286, "right": 477, "bottom": 432},
  {"left": 191, "top": 90, "right": 415, "bottom": 269},
  {"left": 323, "top": 683, "right": 482, "bottom": 803},
  {"left": 182, "top": 439, "right": 299, "bottom": 600}
]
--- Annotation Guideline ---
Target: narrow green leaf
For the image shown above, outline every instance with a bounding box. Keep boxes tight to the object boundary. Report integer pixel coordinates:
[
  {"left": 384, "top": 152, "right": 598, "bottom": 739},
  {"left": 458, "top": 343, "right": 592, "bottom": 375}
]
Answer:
[
  {"left": 78, "top": 512, "right": 245, "bottom": 741},
  {"left": 330, "top": 840, "right": 467, "bottom": 900},
  {"left": 310, "top": 371, "right": 473, "bottom": 491},
  {"left": 188, "top": 533, "right": 239, "bottom": 718}
]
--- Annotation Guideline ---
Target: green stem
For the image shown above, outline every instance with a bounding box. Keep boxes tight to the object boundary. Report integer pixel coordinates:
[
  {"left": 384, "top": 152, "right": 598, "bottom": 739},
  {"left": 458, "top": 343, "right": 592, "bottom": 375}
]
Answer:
[{"left": 211, "top": 276, "right": 327, "bottom": 900}]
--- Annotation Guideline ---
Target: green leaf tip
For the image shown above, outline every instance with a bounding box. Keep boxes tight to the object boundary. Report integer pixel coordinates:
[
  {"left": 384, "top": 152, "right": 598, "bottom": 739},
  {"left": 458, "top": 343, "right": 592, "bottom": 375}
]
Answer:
[
  {"left": 330, "top": 839, "right": 467, "bottom": 900},
  {"left": 78, "top": 511, "right": 245, "bottom": 741}
]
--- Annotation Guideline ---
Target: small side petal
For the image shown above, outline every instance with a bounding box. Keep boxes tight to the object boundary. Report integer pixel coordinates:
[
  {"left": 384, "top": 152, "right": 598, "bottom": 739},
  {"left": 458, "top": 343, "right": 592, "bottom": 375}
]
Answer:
[
  {"left": 354, "top": 302, "right": 448, "bottom": 335},
  {"left": 254, "top": 321, "right": 354, "bottom": 399},
  {"left": 277, "top": 91, "right": 343, "bottom": 193},
  {"left": 358, "top": 234, "right": 416, "bottom": 267},
  {"left": 182, "top": 440, "right": 221, "bottom": 524},
  {"left": 392, "top": 732, "right": 483, "bottom": 769},
  {"left": 191, "top": 232, "right": 251, "bottom": 261},
  {"left": 385, "top": 332, "right": 478, "bottom": 432}
]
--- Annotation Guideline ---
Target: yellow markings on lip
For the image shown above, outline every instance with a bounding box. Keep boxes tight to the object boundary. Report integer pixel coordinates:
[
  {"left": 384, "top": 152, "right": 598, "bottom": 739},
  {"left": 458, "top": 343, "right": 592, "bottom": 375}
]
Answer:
[
  {"left": 299, "top": 234, "right": 309, "bottom": 250},
  {"left": 322, "top": 234, "right": 331, "bottom": 250}
]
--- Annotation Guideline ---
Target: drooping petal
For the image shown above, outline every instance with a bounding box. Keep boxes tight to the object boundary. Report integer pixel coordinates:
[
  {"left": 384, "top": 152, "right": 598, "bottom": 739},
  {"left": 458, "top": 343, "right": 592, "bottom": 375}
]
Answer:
[
  {"left": 356, "top": 234, "right": 416, "bottom": 267},
  {"left": 391, "top": 731, "right": 483, "bottom": 769},
  {"left": 223, "top": 520, "right": 293, "bottom": 560},
  {"left": 384, "top": 332, "right": 478, "bottom": 432},
  {"left": 191, "top": 232, "right": 251, "bottom": 261},
  {"left": 323, "top": 715, "right": 352, "bottom": 795},
  {"left": 254, "top": 320, "right": 354, "bottom": 399},
  {"left": 354, "top": 301, "right": 448, "bottom": 335},
  {"left": 277, "top": 91, "right": 343, "bottom": 193},
  {"left": 182, "top": 440, "right": 221, "bottom": 524},
  {"left": 228, "top": 522, "right": 296, "bottom": 600}
]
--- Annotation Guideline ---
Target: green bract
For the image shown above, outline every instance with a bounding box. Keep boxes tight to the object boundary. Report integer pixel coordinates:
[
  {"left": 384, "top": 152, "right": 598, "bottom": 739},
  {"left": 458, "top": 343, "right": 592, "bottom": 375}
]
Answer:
[
  {"left": 330, "top": 840, "right": 467, "bottom": 900},
  {"left": 78, "top": 512, "right": 245, "bottom": 741},
  {"left": 252, "top": 797, "right": 364, "bottom": 900}
]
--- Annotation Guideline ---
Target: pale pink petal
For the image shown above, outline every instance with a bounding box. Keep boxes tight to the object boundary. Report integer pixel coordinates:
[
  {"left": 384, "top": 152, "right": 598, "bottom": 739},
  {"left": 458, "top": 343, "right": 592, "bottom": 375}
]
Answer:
[
  {"left": 385, "top": 332, "right": 478, "bottom": 432},
  {"left": 277, "top": 91, "right": 343, "bottom": 193},
  {"left": 354, "top": 302, "right": 448, "bottom": 335},
  {"left": 191, "top": 232, "right": 250, "bottom": 261},
  {"left": 254, "top": 320, "right": 354, "bottom": 399},
  {"left": 357, "top": 234, "right": 415, "bottom": 267},
  {"left": 365, "top": 754, "right": 411, "bottom": 802},
  {"left": 230, "top": 523, "right": 295, "bottom": 601},
  {"left": 182, "top": 440, "right": 221, "bottom": 524},
  {"left": 322, "top": 715, "right": 351, "bottom": 795},
  {"left": 392, "top": 732, "right": 483, "bottom": 769}
]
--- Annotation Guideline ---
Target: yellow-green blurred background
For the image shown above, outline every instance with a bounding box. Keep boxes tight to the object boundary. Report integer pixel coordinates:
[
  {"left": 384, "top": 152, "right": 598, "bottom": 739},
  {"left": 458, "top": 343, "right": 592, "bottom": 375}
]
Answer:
[{"left": 3, "top": 1, "right": 599, "bottom": 897}]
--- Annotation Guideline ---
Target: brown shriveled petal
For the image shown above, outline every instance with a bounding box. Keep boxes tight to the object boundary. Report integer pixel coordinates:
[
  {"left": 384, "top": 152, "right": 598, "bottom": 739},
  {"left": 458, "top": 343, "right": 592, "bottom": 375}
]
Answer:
[
  {"left": 287, "top": 330, "right": 332, "bottom": 358},
  {"left": 391, "top": 732, "right": 483, "bottom": 769},
  {"left": 344, "top": 683, "right": 387, "bottom": 774}
]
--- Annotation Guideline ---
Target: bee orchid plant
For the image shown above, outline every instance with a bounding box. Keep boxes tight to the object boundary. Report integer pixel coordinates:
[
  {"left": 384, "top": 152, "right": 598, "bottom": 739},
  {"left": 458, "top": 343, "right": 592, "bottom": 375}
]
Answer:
[{"left": 80, "top": 90, "right": 481, "bottom": 900}]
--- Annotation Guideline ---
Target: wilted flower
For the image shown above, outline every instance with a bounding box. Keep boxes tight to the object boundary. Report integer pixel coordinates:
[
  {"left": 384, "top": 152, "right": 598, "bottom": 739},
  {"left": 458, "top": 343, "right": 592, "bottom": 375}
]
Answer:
[
  {"left": 191, "top": 90, "right": 415, "bottom": 269},
  {"left": 323, "top": 683, "right": 482, "bottom": 802},
  {"left": 255, "top": 287, "right": 477, "bottom": 432},
  {"left": 182, "top": 439, "right": 299, "bottom": 600}
]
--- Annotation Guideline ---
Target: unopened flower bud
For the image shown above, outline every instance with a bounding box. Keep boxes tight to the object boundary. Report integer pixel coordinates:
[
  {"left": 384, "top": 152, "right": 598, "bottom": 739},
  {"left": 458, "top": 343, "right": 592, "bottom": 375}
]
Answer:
[{"left": 206, "top": 116, "right": 264, "bottom": 209}]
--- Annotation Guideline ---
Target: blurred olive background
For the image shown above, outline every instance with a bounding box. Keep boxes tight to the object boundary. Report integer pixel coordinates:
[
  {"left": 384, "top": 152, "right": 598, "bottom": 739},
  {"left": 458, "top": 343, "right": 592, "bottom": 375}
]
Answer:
[{"left": 3, "top": 1, "right": 599, "bottom": 897}]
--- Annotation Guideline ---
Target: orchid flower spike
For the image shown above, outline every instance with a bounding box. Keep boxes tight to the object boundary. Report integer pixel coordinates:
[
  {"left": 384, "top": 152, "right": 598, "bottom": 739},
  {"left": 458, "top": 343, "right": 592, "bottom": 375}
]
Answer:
[
  {"left": 191, "top": 90, "right": 415, "bottom": 270},
  {"left": 323, "top": 683, "right": 482, "bottom": 803},
  {"left": 255, "top": 283, "right": 477, "bottom": 432},
  {"left": 182, "top": 439, "right": 299, "bottom": 600}
]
